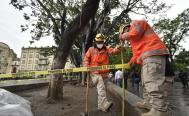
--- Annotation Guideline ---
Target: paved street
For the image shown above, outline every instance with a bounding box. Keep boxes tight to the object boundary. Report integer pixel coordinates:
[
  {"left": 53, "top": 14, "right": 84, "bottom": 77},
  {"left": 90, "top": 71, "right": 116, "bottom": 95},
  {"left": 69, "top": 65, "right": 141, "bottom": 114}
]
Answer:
[
  {"left": 167, "top": 82, "right": 189, "bottom": 116},
  {"left": 126, "top": 81, "right": 189, "bottom": 116}
]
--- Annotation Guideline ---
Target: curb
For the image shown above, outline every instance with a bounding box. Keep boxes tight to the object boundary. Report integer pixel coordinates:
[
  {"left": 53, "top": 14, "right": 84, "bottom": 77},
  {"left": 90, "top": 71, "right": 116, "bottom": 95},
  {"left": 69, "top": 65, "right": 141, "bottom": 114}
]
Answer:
[
  {"left": 0, "top": 79, "right": 77, "bottom": 92},
  {"left": 107, "top": 82, "right": 144, "bottom": 116},
  {"left": 0, "top": 79, "right": 49, "bottom": 92}
]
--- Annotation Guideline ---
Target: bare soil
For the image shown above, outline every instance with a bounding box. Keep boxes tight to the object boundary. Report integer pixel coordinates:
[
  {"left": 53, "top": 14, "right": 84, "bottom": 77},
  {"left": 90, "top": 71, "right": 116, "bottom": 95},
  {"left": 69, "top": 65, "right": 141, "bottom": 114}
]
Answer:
[{"left": 16, "top": 83, "right": 121, "bottom": 116}]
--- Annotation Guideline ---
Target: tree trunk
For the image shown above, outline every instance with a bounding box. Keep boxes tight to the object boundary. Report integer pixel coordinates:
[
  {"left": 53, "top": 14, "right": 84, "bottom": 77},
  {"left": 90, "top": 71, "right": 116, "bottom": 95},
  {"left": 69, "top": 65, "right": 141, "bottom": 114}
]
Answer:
[
  {"left": 47, "top": 0, "right": 100, "bottom": 101},
  {"left": 81, "top": 42, "right": 86, "bottom": 86},
  {"left": 47, "top": 74, "right": 63, "bottom": 101}
]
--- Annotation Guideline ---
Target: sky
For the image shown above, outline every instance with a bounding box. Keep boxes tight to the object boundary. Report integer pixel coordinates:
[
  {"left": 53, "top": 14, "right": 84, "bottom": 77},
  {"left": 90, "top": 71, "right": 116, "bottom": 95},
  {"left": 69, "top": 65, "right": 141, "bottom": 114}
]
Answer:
[
  {"left": 0, "top": 0, "right": 55, "bottom": 57},
  {"left": 0, "top": 0, "right": 189, "bottom": 58}
]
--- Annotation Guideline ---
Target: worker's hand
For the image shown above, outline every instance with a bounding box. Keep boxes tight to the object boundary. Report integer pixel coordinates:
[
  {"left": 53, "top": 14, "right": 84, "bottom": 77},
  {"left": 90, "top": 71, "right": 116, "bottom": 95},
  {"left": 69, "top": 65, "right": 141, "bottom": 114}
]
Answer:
[
  {"left": 115, "top": 44, "right": 121, "bottom": 49},
  {"left": 128, "top": 61, "right": 134, "bottom": 68},
  {"left": 119, "top": 33, "right": 125, "bottom": 41},
  {"left": 116, "top": 44, "right": 125, "bottom": 51}
]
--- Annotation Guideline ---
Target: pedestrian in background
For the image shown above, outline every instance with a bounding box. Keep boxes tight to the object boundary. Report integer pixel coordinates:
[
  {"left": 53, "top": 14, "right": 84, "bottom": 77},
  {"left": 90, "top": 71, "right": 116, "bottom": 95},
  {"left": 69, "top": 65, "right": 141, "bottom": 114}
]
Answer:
[
  {"left": 179, "top": 70, "right": 189, "bottom": 88},
  {"left": 115, "top": 70, "right": 123, "bottom": 87},
  {"left": 108, "top": 71, "right": 114, "bottom": 83},
  {"left": 124, "top": 70, "right": 129, "bottom": 89},
  {"left": 134, "top": 71, "right": 140, "bottom": 91}
]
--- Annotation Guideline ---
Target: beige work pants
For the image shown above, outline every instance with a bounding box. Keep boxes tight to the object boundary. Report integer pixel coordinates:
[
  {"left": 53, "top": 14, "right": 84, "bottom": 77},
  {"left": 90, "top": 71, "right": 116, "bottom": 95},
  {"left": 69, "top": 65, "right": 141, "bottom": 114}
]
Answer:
[
  {"left": 142, "top": 56, "right": 168, "bottom": 111},
  {"left": 90, "top": 74, "right": 109, "bottom": 109}
]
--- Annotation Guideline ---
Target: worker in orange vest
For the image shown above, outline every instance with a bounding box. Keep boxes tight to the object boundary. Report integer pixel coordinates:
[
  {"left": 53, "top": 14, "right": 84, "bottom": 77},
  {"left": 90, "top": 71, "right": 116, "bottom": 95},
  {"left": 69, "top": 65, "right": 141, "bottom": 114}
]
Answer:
[
  {"left": 84, "top": 33, "right": 121, "bottom": 112},
  {"left": 119, "top": 20, "right": 170, "bottom": 116}
]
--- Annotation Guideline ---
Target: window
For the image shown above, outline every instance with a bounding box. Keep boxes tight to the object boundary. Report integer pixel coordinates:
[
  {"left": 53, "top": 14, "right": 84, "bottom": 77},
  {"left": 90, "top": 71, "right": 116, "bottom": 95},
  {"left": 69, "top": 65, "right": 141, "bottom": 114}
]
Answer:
[
  {"left": 35, "top": 60, "right": 38, "bottom": 64},
  {"left": 28, "top": 60, "right": 32, "bottom": 64},
  {"left": 27, "top": 65, "right": 32, "bottom": 70},
  {"left": 36, "top": 54, "right": 39, "bottom": 58},
  {"left": 35, "top": 65, "right": 38, "bottom": 70},
  {"left": 22, "top": 50, "right": 27, "bottom": 53},
  {"left": 21, "top": 60, "right": 25, "bottom": 64},
  {"left": 29, "top": 54, "right": 33, "bottom": 58},
  {"left": 22, "top": 54, "right": 26, "bottom": 58},
  {"left": 21, "top": 65, "right": 25, "bottom": 70},
  {"left": 39, "top": 55, "right": 44, "bottom": 59},
  {"left": 21, "top": 67, "right": 25, "bottom": 70},
  {"left": 29, "top": 50, "right": 33, "bottom": 53}
]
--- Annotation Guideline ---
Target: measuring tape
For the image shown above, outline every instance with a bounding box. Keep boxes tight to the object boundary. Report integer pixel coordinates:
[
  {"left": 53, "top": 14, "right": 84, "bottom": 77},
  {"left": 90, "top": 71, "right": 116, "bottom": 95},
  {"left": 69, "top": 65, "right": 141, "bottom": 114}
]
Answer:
[{"left": 0, "top": 63, "right": 130, "bottom": 78}]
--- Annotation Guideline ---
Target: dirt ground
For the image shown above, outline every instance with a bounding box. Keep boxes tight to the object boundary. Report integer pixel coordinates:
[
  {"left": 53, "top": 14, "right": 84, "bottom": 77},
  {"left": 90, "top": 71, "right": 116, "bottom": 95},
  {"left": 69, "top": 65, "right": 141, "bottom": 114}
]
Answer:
[{"left": 16, "top": 83, "right": 121, "bottom": 116}]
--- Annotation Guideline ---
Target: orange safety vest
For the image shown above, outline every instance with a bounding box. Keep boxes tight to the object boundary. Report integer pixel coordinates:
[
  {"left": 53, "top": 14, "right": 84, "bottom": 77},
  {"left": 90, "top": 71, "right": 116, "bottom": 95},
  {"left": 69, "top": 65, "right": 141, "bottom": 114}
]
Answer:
[
  {"left": 125, "top": 20, "right": 169, "bottom": 64},
  {"left": 84, "top": 46, "right": 119, "bottom": 78}
]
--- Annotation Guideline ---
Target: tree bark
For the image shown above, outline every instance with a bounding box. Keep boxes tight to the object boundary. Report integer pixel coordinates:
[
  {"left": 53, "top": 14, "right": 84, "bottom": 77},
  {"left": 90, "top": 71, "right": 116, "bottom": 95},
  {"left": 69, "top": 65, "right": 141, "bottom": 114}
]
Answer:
[{"left": 47, "top": 0, "right": 100, "bottom": 100}]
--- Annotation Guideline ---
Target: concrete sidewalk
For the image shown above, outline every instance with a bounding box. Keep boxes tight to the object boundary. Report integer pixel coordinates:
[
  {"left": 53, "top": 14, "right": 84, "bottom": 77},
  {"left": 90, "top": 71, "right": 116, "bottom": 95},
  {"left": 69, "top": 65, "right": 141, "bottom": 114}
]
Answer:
[
  {"left": 0, "top": 78, "right": 48, "bottom": 86},
  {"left": 0, "top": 78, "right": 49, "bottom": 92}
]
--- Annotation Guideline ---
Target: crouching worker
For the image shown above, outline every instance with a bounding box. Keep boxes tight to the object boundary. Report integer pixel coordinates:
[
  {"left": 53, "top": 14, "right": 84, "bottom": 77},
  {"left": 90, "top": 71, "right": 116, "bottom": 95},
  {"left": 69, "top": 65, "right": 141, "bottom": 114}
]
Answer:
[
  {"left": 84, "top": 33, "right": 121, "bottom": 112},
  {"left": 119, "top": 20, "right": 171, "bottom": 116}
]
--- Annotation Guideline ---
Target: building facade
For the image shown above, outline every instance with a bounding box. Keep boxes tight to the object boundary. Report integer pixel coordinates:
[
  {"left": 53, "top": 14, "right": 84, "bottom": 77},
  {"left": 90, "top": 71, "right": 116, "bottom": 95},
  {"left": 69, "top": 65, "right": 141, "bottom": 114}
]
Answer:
[
  {"left": 0, "top": 43, "right": 76, "bottom": 74},
  {"left": 11, "top": 60, "right": 20, "bottom": 73},
  {"left": 19, "top": 47, "right": 53, "bottom": 72},
  {"left": 0, "top": 42, "right": 17, "bottom": 74}
]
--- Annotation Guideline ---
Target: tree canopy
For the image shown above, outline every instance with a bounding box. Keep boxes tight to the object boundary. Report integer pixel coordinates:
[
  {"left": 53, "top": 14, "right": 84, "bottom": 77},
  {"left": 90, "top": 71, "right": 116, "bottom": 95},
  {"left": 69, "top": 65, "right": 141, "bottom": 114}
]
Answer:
[
  {"left": 174, "top": 49, "right": 189, "bottom": 70},
  {"left": 154, "top": 8, "right": 189, "bottom": 61},
  {"left": 10, "top": 0, "right": 170, "bottom": 66}
]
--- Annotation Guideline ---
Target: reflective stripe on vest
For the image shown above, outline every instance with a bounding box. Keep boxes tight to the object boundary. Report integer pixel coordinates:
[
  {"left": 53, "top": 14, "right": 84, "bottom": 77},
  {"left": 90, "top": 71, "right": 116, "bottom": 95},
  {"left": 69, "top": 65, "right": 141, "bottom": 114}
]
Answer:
[
  {"left": 133, "top": 24, "right": 145, "bottom": 38},
  {"left": 134, "top": 24, "right": 142, "bottom": 33},
  {"left": 134, "top": 24, "right": 155, "bottom": 37},
  {"left": 139, "top": 49, "right": 169, "bottom": 62},
  {"left": 144, "top": 28, "right": 154, "bottom": 36}
]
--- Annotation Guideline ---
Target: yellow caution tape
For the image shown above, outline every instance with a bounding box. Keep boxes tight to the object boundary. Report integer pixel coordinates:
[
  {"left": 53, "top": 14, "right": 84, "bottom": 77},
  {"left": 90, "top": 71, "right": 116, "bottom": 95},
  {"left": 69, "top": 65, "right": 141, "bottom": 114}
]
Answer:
[{"left": 0, "top": 63, "right": 130, "bottom": 78}]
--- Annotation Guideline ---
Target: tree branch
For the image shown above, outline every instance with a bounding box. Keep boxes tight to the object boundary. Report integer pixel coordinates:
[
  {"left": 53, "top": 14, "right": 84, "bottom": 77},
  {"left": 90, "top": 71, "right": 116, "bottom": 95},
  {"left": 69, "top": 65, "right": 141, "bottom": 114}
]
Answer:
[
  {"left": 104, "top": 0, "right": 140, "bottom": 34},
  {"left": 94, "top": 0, "right": 110, "bottom": 31},
  {"left": 53, "top": 0, "right": 100, "bottom": 69},
  {"left": 36, "top": 0, "right": 61, "bottom": 39},
  {"left": 61, "top": 8, "right": 67, "bottom": 37},
  {"left": 130, "top": 10, "right": 148, "bottom": 18}
]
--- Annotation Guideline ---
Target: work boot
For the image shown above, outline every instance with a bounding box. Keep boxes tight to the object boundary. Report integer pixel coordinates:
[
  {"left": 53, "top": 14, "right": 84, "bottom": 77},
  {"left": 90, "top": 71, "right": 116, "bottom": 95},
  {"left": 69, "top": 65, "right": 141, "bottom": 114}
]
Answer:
[
  {"left": 142, "top": 108, "right": 169, "bottom": 116},
  {"left": 136, "top": 101, "right": 151, "bottom": 110},
  {"left": 98, "top": 101, "right": 113, "bottom": 112}
]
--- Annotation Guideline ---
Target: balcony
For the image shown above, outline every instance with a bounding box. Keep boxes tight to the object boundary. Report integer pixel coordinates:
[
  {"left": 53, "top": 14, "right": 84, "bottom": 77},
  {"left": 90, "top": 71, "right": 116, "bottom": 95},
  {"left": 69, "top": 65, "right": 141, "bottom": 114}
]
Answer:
[
  {"left": 38, "top": 60, "right": 49, "bottom": 65},
  {"left": 38, "top": 56, "right": 48, "bottom": 60}
]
